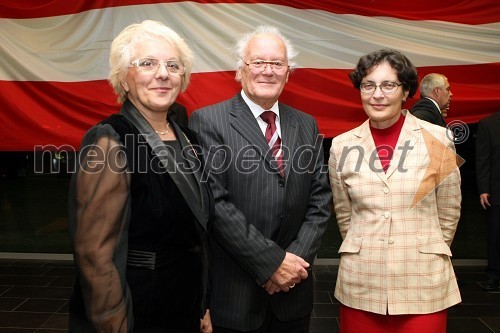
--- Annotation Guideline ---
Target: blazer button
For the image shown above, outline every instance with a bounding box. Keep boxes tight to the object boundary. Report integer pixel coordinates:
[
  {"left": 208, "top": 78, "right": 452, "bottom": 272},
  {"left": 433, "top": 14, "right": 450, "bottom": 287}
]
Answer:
[{"left": 278, "top": 179, "right": 285, "bottom": 187}]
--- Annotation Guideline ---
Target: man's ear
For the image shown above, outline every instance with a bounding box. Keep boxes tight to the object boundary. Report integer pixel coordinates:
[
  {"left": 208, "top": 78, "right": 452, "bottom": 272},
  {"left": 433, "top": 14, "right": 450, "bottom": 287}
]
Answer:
[{"left": 434, "top": 86, "right": 441, "bottom": 96}]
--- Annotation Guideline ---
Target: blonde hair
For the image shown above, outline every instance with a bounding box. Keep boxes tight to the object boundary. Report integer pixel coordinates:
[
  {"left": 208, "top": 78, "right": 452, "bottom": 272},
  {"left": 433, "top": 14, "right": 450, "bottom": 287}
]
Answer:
[{"left": 108, "top": 20, "right": 193, "bottom": 103}]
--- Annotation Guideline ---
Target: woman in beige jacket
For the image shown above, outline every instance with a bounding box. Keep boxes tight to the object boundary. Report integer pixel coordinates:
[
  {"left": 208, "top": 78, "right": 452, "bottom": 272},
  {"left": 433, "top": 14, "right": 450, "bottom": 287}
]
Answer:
[{"left": 328, "top": 49, "right": 461, "bottom": 333}]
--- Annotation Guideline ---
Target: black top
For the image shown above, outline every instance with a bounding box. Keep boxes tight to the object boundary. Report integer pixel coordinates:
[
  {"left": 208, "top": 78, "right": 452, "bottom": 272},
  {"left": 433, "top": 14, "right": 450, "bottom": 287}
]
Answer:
[{"left": 68, "top": 103, "right": 212, "bottom": 332}]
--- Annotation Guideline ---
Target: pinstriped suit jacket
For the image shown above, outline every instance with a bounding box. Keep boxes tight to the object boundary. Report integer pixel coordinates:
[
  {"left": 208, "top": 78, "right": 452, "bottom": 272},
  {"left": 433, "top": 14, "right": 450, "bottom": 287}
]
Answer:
[
  {"left": 189, "top": 93, "right": 332, "bottom": 331},
  {"left": 328, "top": 111, "right": 462, "bottom": 315}
]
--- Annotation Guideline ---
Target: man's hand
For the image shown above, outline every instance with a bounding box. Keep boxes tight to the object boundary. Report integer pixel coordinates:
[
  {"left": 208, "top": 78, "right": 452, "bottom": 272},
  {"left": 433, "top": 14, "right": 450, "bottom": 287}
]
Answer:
[
  {"left": 267, "top": 252, "right": 309, "bottom": 292},
  {"left": 263, "top": 279, "right": 281, "bottom": 295},
  {"left": 200, "top": 309, "right": 212, "bottom": 333},
  {"left": 480, "top": 193, "right": 491, "bottom": 209}
]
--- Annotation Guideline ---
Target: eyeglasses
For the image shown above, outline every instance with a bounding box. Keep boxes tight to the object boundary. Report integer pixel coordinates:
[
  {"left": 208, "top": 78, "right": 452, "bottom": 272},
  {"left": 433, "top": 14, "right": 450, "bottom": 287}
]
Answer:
[
  {"left": 129, "top": 57, "right": 185, "bottom": 75},
  {"left": 243, "top": 59, "right": 289, "bottom": 75},
  {"left": 360, "top": 81, "right": 403, "bottom": 94}
]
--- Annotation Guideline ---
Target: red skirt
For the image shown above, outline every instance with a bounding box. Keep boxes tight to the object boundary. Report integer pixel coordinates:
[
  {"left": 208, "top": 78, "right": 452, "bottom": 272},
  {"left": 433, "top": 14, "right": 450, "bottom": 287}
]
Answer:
[{"left": 340, "top": 304, "right": 448, "bottom": 333}]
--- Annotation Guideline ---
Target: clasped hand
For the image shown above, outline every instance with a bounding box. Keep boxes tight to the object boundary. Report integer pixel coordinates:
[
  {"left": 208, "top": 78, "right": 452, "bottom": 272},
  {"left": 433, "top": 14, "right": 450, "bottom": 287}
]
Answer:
[{"left": 262, "top": 252, "right": 309, "bottom": 295}]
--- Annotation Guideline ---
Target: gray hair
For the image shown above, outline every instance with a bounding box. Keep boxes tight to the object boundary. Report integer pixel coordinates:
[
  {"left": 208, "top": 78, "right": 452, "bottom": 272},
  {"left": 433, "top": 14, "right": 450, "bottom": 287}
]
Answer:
[
  {"left": 419, "top": 73, "right": 447, "bottom": 98},
  {"left": 108, "top": 20, "right": 193, "bottom": 103},
  {"left": 234, "top": 26, "right": 298, "bottom": 72}
]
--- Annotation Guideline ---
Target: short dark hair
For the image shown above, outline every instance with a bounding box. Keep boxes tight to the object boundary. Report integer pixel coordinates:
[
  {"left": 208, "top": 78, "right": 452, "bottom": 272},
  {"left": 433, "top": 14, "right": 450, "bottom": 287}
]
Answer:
[{"left": 349, "top": 49, "right": 419, "bottom": 98}]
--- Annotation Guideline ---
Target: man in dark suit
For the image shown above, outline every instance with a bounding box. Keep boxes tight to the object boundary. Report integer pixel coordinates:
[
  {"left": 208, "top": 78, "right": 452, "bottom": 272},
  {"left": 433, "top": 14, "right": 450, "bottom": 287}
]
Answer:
[
  {"left": 168, "top": 101, "right": 188, "bottom": 127},
  {"left": 410, "top": 73, "right": 453, "bottom": 127},
  {"left": 189, "top": 26, "right": 332, "bottom": 332},
  {"left": 476, "top": 111, "right": 500, "bottom": 290}
]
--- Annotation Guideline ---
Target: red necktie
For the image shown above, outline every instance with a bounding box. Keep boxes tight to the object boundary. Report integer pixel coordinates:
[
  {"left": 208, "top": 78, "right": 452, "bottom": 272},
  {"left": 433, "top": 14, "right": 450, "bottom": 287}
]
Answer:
[{"left": 260, "top": 111, "right": 283, "bottom": 175}]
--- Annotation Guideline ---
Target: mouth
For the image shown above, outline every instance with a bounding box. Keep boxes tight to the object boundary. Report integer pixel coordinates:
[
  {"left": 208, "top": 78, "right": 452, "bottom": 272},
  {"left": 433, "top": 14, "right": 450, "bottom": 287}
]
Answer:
[
  {"left": 370, "top": 104, "right": 388, "bottom": 109},
  {"left": 152, "top": 87, "right": 172, "bottom": 93}
]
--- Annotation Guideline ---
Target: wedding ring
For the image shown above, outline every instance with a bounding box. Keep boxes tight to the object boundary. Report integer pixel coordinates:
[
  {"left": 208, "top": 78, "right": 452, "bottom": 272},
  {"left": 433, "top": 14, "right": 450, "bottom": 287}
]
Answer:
[{"left": 289, "top": 283, "right": 295, "bottom": 288}]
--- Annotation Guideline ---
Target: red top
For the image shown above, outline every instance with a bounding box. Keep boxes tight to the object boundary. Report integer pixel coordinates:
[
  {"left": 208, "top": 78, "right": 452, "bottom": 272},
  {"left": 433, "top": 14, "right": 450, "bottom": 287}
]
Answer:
[{"left": 370, "top": 115, "right": 405, "bottom": 172}]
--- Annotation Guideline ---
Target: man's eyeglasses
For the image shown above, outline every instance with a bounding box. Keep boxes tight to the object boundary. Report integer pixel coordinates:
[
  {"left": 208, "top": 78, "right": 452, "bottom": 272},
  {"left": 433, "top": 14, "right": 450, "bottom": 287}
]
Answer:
[
  {"left": 360, "top": 81, "right": 403, "bottom": 94},
  {"left": 129, "top": 58, "right": 185, "bottom": 75},
  {"left": 243, "top": 59, "right": 289, "bottom": 75}
]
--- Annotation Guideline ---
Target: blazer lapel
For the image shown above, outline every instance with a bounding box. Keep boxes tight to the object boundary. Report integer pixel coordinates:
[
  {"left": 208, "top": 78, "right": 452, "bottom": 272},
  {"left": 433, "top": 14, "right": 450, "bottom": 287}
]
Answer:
[
  {"left": 120, "top": 101, "right": 207, "bottom": 227},
  {"left": 170, "top": 120, "right": 211, "bottom": 229},
  {"left": 229, "top": 95, "right": 282, "bottom": 175},
  {"left": 354, "top": 120, "right": 389, "bottom": 186},
  {"left": 385, "top": 112, "right": 420, "bottom": 179},
  {"left": 279, "top": 104, "right": 298, "bottom": 179}
]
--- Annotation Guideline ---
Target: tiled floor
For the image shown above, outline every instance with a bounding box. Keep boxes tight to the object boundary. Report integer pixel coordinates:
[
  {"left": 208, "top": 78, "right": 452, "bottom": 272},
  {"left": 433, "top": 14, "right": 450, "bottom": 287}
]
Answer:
[
  {"left": 0, "top": 259, "right": 499, "bottom": 332},
  {"left": 311, "top": 264, "right": 500, "bottom": 333}
]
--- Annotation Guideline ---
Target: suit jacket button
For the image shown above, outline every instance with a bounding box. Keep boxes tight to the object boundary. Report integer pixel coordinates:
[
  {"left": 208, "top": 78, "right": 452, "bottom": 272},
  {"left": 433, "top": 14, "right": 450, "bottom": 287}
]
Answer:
[{"left": 278, "top": 180, "right": 285, "bottom": 187}]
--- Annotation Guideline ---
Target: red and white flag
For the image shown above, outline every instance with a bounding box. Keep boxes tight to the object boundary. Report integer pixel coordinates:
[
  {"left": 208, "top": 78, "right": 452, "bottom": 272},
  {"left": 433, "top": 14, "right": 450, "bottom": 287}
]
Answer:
[{"left": 1, "top": 0, "right": 499, "bottom": 150}]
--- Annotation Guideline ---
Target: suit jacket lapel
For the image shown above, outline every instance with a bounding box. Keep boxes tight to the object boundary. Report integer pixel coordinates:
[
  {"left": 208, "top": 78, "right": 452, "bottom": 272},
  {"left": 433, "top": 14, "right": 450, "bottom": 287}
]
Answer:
[
  {"left": 170, "top": 120, "right": 211, "bottom": 229},
  {"left": 279, "top": 104, "right": 298, "bottom": 179},
  {"left": 353, "top": 120, "right": 389, "bottom": 186},
  {"left": 385, "top": 112, "right": 420, "bottom": 178},
  {"left": 229, "top": 94, "right": 283, "bottom": 176},
  {"left": 120, "top": 100, "right": 208, "bottom": 227}
]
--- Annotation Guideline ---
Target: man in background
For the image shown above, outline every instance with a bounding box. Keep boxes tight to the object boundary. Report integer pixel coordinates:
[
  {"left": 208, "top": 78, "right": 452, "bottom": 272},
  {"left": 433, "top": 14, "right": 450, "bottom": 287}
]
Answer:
[
  {"left": 410, "top": 73, "right": 452, "bottom": 127},
  {"left": 476, "top": 111, "right": 500, "bottom": 290},
  {"left": 441, "top": 106, "right": 450, "bottom": 118}
]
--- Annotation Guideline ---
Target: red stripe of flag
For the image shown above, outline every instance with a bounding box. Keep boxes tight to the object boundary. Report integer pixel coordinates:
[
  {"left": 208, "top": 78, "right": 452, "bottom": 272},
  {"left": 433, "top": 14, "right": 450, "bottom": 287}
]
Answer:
[
  {"left": 1, "top": 63, "right": 498, "bottom": 150},
  {"left": 0, "top": 0, "right": 498, "bottom": 24}
]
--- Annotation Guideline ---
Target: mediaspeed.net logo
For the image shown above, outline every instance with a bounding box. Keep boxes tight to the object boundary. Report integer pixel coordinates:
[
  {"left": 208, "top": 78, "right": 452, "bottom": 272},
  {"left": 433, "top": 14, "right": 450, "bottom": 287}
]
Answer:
[{"left": 409, "top": 128, "right": 465, "bottom": 208}]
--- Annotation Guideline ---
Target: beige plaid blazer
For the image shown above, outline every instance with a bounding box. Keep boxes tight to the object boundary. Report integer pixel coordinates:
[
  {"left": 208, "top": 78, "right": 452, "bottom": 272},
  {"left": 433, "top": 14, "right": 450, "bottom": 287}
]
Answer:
[{"left": 329, "top": 111, "right": 462, "bottom": 315}]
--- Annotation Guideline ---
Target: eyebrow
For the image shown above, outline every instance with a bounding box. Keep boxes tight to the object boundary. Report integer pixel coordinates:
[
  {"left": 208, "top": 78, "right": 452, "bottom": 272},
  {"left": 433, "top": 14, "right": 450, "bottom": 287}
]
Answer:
[{"left": 362, "top": 80, "right": 395, "bottom": 83}]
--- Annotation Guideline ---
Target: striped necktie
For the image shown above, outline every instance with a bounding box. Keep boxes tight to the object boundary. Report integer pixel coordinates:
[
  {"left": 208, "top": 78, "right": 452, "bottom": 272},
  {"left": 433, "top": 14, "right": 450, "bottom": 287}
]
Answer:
[{"left": 260, "top": 111, "right": 283, "bottom": 175}]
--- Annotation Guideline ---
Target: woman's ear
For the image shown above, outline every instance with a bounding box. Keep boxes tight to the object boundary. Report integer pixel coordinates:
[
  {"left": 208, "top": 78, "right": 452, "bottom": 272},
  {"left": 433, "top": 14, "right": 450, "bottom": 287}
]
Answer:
[
  {"left": 121, "top": 81, "right": 129, "bottom": 92},
  {"left": 403, "top": 90, "right": 409, "bottom": 102}
]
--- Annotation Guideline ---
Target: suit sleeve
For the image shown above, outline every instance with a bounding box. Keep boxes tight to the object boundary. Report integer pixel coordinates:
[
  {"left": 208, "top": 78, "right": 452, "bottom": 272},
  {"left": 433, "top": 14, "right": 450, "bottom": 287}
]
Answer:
[
  {"left": 435, "top": 131, "right": 462, "bottom": 246},
  {"left": 285, "top": 124, "right": 332, "bottom": 263},
  {"left": 475, "top": 120, "right": 491, "bottom": 195},
  {"left": 189, "top": 109, "right": 285, "bottom": 285}
]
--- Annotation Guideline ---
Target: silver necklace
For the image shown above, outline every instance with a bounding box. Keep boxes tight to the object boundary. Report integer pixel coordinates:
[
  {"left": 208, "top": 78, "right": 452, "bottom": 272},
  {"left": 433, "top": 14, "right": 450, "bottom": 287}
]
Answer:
[{"left": 155, "top": 122, "right": 170, "bottom": 135}]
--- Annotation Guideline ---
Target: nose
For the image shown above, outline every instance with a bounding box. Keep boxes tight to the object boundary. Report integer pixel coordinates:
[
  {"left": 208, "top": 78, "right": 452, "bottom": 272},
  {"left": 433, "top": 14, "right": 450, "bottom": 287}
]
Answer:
[
  {"left": 372, "top": 85, "right": 385, "bottom": 98},
  {"left": 261, "top": 63, "right": 274, "bottom": 75},
  {"left": 155, "top": 63, "right": 170, "bottom": 78}
]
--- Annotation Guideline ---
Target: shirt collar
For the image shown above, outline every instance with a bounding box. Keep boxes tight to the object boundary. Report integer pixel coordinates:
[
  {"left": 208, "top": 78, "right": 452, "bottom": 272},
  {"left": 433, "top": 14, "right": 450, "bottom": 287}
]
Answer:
[
  {"left": 241, "top": 90, "right": 280, "bottom": 119},
  {"left": 424, "top": 97, "right": 442, "bottom": 114}
]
